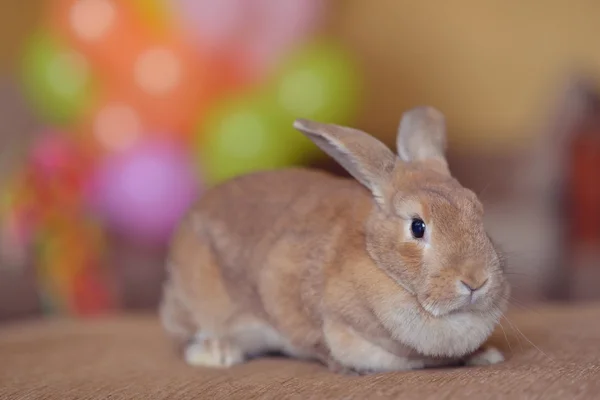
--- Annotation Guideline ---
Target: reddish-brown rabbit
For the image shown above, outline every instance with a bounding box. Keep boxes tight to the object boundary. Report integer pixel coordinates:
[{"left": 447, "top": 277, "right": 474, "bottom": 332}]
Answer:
[{"left": 159, "top": 106, "right": 510, "bottom": 374}]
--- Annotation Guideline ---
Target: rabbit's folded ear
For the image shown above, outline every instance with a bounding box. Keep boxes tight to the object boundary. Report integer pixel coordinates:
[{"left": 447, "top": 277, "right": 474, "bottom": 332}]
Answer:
[
  {"left": 294, "top": 119, "right": 395, "bottom": 204},
  {"left": 396, "top": 106, "right": 449, "bottom": 172}
]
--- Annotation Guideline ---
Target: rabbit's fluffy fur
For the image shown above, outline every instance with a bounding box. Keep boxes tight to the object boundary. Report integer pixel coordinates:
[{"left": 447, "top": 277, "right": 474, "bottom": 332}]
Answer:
[{"left": 160, "top": 107, "right": 510, "bottom": 374}]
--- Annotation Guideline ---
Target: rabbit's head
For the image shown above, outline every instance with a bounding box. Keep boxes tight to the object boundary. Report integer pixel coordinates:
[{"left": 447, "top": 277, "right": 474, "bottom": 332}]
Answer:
[{"left": 294, "top": 107, "right": 509, "bottom": 319}]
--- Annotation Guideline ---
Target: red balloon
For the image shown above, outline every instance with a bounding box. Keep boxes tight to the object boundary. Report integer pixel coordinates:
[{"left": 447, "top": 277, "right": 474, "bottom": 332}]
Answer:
[{"left": 27, "top": 132, "right": 95, "bottom": 207}]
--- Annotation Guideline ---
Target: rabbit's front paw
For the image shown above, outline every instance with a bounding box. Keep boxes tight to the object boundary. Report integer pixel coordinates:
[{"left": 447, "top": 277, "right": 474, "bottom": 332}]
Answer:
[
  {"left": 325, "top": 358, "right": 364, "bottom": 376},
  {"left": 465, "top": 346, "right": 504, "bottom": 367},
  {"left": 184, "top": 333, "right": 243, "bottom": 368}
]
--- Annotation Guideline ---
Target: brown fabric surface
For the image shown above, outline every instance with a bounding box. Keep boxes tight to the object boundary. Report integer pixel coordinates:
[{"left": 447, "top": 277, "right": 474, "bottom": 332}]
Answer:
[{"left": 1, "top": 303, "right": 599, "bottom": 400}]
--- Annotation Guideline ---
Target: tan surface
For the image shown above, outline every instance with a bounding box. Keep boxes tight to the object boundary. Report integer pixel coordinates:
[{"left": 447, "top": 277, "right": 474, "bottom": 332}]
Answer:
[{"left": 1, "top": 303, "right": 599, "bottom": 399}]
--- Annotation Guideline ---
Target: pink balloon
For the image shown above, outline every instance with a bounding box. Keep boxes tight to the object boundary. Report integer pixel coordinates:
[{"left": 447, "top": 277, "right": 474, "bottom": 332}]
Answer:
[
  {"left": 89, "top": 139, "right": 200, "bottom": 243},
  {"left": 172, "top": 0, "right": 324, "bottom": 76},
  {"left": 245, "top": 0, "right": 324, "bottom": 73},
  {"left": 174, "top": 0, "right": 248, "bottom": 49}
]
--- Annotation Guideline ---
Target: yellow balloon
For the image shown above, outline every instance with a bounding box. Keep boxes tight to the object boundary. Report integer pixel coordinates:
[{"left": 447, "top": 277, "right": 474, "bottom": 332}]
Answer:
[{"left": 131, "top": 0, "right": 172, "bottom": 34}]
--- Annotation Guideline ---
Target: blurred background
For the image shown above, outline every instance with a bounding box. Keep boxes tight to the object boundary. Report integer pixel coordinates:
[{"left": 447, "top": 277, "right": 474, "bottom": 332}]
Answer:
[{"left": 1, "top": 0, "right": 600, "bottom": 322}]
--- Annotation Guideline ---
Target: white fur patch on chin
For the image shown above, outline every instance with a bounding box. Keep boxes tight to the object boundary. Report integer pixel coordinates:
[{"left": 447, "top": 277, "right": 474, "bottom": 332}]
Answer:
[
  {"left": 465, "top": 346, "right": 505, "bottom": 366},
  {"left": 378, "top": 303, "right": 502, "bottom": 358}
]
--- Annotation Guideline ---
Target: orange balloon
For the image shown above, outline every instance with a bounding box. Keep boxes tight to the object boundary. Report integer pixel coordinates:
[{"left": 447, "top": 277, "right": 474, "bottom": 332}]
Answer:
[
  {"left": 85, "top": 55, "right": 244, "bottom": 148},
  {"left": 50, "top": 0, "right": 250, "bottom": 144},
  {"left": 49, "top": 0, "right": 156, "bottom": 78},
  {"left": 112, "top": 37, "right": 219, "bottom": 140},
  {"left": 79, "top": 82, "right": 209, "bottom": 152}
]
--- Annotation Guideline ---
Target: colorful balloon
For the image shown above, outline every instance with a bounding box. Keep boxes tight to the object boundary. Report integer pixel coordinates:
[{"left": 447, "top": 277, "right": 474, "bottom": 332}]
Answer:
[
  {"left": 20, "top": 30, "right": 96, "bottom": 125},
  {"left": 50, "top": 0, "right": 147, "bottom": 75},
  {"left": 49, "top": 0, "right": 250, "bottom": 144},
  {"left": 26, "top": 132, "right": 95, "bottom": 209},
  {"left": 269, "top": 40, "right": 361, "bottom": 125},
  {"left": 198, "top": 93, "right": 312, "bottom": 184},
  {"left": 131, "top": 0, "right": 172, "bottom": 34},
  {"left": 89, "top": 139, "right": 200, "bottom": 243},
  {"left": 116, "top": 38, "right": 231, "bottom": 143},
  {"left": 172, "top": 0, "right": 323, "bottom": 78},
  {"left": 50, "top": 0, "right": 230, "bottom": 106},
  {"left": 30, "top": 133, "right": 79, "bottom": 176},
  {"left": 173, "top": 0, "right": 247, "bottom": 49},
  {"left": 245, "top": 0, "right": 324, "bottom": 75}
]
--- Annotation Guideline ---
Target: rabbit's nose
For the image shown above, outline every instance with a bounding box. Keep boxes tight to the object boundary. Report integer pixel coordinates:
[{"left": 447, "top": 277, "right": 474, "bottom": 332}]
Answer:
[{"left": 459, "top": 278, "right": 488, "bottom": 294}]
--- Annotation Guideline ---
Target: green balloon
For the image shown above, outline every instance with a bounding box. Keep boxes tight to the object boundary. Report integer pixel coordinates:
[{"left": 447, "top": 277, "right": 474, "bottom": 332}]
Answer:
[
  {"left": 198, "top": 94, "right": 309, "bottom": 185},
  {"left": 270, "top": 40, "right": 361, "bottom": 126},
  {"left": 20, "top": 30, "right": 96, "bottom": 125}
]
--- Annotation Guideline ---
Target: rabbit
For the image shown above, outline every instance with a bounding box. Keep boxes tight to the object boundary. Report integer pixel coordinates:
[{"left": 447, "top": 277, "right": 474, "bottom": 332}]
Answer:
[{"left": 159, "top": 106, "right": 510, "bottom": 375}]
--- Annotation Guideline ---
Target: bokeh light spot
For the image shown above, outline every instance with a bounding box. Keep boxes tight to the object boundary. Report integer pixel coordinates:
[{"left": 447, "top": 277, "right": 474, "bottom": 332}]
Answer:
[
  {"left": 94, "top": 103, "right": 141, "bottom": 151},
  {"left": 70, "top": 0, "right": 116, "bottom": 42},
  {"left": 134, "top": 47, "right": 181, "bottom": 95}
]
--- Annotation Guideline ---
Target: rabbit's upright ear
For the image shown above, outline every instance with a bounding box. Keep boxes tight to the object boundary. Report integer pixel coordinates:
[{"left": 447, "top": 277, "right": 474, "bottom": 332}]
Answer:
[
  {"left": 294, "top": 119, "right": 396, "bottom": 204},
  {"left": 396, "top": 106, "right": 449, "bottom": 173}
]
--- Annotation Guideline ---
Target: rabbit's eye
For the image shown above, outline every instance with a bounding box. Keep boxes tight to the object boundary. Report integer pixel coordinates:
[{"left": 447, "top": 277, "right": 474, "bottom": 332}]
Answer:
[{"left": 411, "top": 219, "right": 426, "bottom": 239}]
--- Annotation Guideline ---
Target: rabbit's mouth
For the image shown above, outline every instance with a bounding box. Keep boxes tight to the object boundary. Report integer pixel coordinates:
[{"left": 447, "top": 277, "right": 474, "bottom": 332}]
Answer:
[
  {"left": 416, "top": 292, "right": 492, "bottom": 318},
  {"left": 418, "top": 299, "right": 462, "bottom": 318}
]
